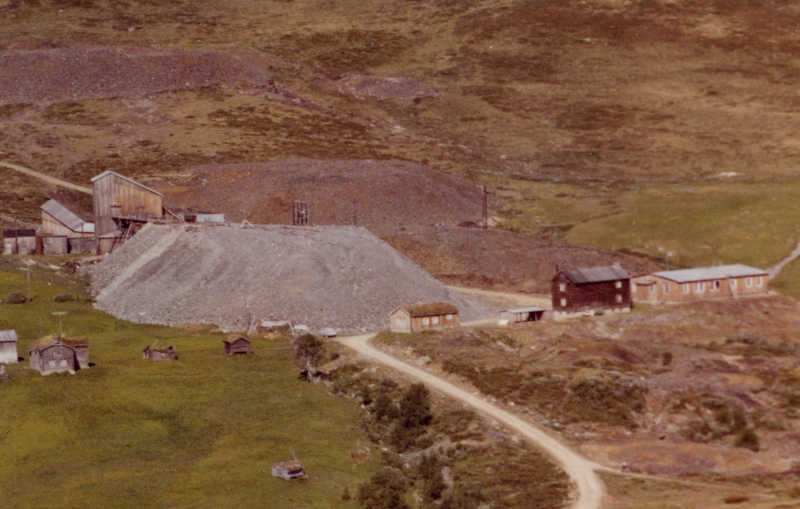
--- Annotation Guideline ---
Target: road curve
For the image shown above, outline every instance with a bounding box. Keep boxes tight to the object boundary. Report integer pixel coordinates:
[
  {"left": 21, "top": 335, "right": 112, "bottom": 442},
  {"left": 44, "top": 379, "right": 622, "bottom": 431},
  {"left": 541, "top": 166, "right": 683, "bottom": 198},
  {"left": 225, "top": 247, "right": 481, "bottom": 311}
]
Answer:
[
  {"left": 336, "top": 333, "right": 605, "bottom": 509},
  {"left": 0, "top": 161, "right": 93, "bottom": 195}
]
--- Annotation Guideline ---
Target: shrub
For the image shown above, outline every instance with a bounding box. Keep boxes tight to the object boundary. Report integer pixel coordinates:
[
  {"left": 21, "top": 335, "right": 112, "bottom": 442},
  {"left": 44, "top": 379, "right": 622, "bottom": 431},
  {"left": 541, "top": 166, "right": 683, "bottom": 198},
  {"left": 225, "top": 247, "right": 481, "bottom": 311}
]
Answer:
[
  {"left": 293, "top": 333, "right": 324, "bottom": 379},
  {"left": 342, "top": 486, "right": 351, "bottom": 501},
  {"left": 357, "top": 468, "right": 410, "bottom": 509},
  {"left": 723, "top": 494, "right": 749, "bottom": 504},
  {"left": 735, "top": 429, "right": 760, "bottom": 452},
  {"left": 417, "top": 454, "right": 446, "bottom": 502},
  {"left": 54, "top": 293, "right": 75, "bottom": 302},
  {"left": 398, "top": 383, "right": 432, "bottom": 429},
  {"left": 5, "top": 291, "right": 26, "bottom": 304},
  {"left": 661, "top": 351, "right": 673, "bottom": 366},
  {"left": 440, "top": 489, "right": 483, "bottom": 509}
]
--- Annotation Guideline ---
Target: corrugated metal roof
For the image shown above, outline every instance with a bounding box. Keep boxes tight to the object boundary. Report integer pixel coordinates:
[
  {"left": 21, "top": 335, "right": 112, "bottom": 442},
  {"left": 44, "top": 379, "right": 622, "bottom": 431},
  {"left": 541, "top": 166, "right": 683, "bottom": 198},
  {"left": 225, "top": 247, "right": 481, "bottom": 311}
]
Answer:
[
  {"left": 400, "top": 302, "right": 459, "bottom": 317},
  {"left": 502, "top": 307, "right": 545, "bottom": 314},
  {"left": 41, "top": 199, "right": 94, "bottom": 233},
  {"left": 562, "top": 265, "right": 630, "bottom": 284},
  {"left": 91, "top": 170, "right": 164, "bottom": 197},
  {"left": 0, "top": 330, "right": 18, "bottom": 343},
  {"left": 652, "top": 264, "right": 767, "bottom": 283}
]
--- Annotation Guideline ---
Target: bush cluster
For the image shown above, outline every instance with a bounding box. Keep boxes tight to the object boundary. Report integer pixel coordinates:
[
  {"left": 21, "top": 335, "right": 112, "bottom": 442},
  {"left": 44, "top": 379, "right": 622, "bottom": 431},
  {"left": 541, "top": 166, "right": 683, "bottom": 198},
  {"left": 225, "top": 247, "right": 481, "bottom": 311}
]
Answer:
[{"left": 5, "top": 291, "right": 26, "bottom": 304}]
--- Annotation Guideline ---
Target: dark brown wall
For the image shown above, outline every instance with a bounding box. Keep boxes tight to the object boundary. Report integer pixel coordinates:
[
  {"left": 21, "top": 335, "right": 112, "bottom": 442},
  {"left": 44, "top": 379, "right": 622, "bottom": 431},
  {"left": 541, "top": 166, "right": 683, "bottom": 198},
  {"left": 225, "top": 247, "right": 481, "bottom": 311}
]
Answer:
[{"left": 551, "top": 272, "right": 631, "bottom": 312}]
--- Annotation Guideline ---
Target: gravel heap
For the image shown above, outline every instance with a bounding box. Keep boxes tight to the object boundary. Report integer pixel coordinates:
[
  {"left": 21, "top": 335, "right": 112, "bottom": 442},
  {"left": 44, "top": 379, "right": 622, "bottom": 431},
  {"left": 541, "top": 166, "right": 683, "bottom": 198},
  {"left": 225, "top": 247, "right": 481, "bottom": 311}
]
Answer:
[
  {"left": 0, "top": 46, "right": 276, "bottom": 105},
  {"left": 85, "top": 223, "right": 493, "bottom": 333}
]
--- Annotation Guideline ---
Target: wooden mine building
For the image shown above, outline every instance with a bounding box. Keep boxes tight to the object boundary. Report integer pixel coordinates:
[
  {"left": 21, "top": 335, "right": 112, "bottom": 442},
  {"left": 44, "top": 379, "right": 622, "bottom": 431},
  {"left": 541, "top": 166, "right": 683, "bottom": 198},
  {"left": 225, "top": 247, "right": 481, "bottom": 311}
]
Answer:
[
  {"left": 0, "top": 329, "right": 19, "bottom": 364},
  {"left": 631, "top": 264, "right": 769, "bottom": 303},
  {"left": 223, "top": 335, "right": 252, "bottom": 355},
  {"left": 551, "top": 265, "right": 632, "bottom": 320},
  {"left": 3, "top": 229, "right": 37, "bottom": 255},
  {"left": 91, "top": 170, "right": 172, "bottom": 253},
  {"left": 390, "top": 302, "right": 459, "bottom": 333},
  {"left": 29, "top": 334, "right": 89, "bottom": 375},
  {"left": 143, "top": 344, "right": 177, "bottom": 361},
  {"left": 40, "top": 199, "right": 95, "bottom": 254}
]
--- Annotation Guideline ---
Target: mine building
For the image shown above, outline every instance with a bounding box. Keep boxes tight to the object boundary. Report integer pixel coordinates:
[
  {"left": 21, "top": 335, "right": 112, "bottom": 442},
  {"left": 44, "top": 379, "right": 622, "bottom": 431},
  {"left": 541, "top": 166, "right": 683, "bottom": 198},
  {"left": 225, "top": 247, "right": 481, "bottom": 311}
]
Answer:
[
  {"left": 551, "top": 265, "right": 632, "bottom": 320},
  {"left": 40, "top": 199, "right": 95, "bottom": 254},
  {"left": 223, "top": 335, "right": 252, "bottom": 355},
  {"left": 143, "top": 344, "right": 177, "bottom": 361},
  {"left": 28, "top": 334, "right": 89, "bottom": 375},
  {"left": 390, "top": 302, "right": 459, "bottom": 333},
  {"left": 0, "top": 330, "right": 19, "bottom": 364},
  {"left": 631, "top": 264, "right": 769, "bottom": 303},
  {"left": 91, "top": 170, "right": 176, "bottom": 253},
  {"left": 3, "top": 229, "right": 37, "bottom": 255},
  {"left": 498, "top": 307, "right": 546, "bottom": 325}
]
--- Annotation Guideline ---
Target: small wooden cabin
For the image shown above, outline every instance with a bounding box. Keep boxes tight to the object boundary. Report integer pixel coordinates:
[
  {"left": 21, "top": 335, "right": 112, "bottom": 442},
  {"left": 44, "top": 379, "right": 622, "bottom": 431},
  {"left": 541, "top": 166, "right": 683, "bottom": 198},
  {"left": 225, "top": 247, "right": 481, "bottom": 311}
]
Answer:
[
  {"left": 3, "top": 229, "right": 37, "bottom": 255},
  {"left": 143, "top": 344, "right": 177, "bottom": 361},
  {"left": 390, "top": 302, "right": 459, "bottom": 333},
  {"left": 551, "top": 265, "right": 632, "bottom": 321},
  {"left": 223, "top": 335, "right": 252, "bottom": 355},
  {"left": 41, "top": 199, "right": 94, "bottom": 239},
  {"left": 91, "top": 170, "right": 165, "bottom": 250},
  {"left": 272, "top": 459, "right": 306, "bottom": 480},
  {"left": 0, "top": 329, "right": 19, "bottom": 364},
  {"left": 29, "top": 334, "right": 81, "bottom": 375},
  {"left": 631, "top": 264, "right": 769, "bottom": 304},
  {"left": 499, "top": 307, "right": 546, "bottom": 325}
]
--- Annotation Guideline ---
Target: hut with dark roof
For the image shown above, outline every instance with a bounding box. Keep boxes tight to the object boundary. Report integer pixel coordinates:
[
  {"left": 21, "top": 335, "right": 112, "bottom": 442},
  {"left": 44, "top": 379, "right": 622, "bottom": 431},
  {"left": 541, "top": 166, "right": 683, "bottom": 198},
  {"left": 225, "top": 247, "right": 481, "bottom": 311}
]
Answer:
[
  {"left": 223, "top": 335, "right": 252, "bottom": 355},
  {"left": 551, "top": 265, "right": 631, "bottom": 320},
  {"left": 0, "top": 329, "right": 19, "bottom": 364},
  {"left": 143, "top": 344, "right": 177, "bottom": 361},
  {"left": 390, "top": 302, "right": 459, "bottom": 333},
  {"left": 28, "top": 334, "right": 88, "bottom": 375}
]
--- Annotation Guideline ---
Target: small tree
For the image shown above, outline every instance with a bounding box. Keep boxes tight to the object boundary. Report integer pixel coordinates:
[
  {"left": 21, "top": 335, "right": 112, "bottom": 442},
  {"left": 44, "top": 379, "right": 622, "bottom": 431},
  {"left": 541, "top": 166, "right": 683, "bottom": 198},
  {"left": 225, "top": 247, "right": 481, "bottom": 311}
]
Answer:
[
  {"left": 357, "top": 468, "right": 410, "bottom": 509},
  {"left": 293, "top": 333, "right": 324, "bottom": 381},
  {"left": 398, "top": 383, "right": 432, "bottom": 429}
]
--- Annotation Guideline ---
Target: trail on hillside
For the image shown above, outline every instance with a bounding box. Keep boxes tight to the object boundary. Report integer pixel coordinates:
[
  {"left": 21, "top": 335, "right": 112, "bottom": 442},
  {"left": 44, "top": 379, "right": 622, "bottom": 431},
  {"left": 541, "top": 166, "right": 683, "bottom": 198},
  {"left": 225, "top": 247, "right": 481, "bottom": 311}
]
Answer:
[
  {"left": 0, "top": 161, "right": 93, "bottom": 195},
  {"left": 768, "top": 238, "right": 800, "bottom": 278},
  {"left": 335, "top": 333, "right": 605, "bottom": 509}
]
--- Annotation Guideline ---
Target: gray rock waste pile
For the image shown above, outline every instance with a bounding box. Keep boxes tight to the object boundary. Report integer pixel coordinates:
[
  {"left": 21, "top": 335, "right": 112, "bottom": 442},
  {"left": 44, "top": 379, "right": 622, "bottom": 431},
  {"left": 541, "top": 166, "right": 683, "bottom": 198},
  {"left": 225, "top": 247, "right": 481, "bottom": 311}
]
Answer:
[{"left": 85, "top": 223, "right": 493, "bottom": 333}]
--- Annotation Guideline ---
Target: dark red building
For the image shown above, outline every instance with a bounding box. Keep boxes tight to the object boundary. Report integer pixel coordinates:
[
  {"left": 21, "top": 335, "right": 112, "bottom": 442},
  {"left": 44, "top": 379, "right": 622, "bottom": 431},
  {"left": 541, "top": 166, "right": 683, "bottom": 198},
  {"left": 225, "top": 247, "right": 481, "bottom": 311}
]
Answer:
[{"left": 551, "top": 265, "right": 632, "bottom": 320}]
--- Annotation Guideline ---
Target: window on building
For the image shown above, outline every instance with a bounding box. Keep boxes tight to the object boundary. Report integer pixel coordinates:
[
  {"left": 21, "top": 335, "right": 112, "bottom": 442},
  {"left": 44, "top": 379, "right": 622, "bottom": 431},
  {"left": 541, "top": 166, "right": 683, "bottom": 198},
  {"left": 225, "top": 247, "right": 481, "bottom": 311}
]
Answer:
[
  {"left": 48, "top": 360, "right": 55, "bottom": 367},
  {"left": 396, "top": 318, "right": 407, "bottom": 328},
  {"left": 731, "top": 278, "right": 737, "bottom": 288},
  {"left": 615, "top": 281, "right": 622, "bottom": 289},
  {"left": 663, "top": 284, "right": 669, "bottom": 294},
  {"left": 756, "top": 276, "right": 763, "bottom": 287},
  {"left": 559, "top": 283, "right": 566, "bottom": 292},
  {"left": 560, "top": 298, "right": 567, "bottom": 307},
  {"left": 60, "top": 359, "right": 67, "bottom": 367},
  {"left": 711, "top": 280, "right": 720, "bottom": 291},
  {"left": 746, "top": 277, "right": 753, "bottom": 288},
  {"left": 615, "top": 294, "right": 622, "bottom": 303},
  {"left": 694, "top": 281, "right": 705, "bottom": 292},
  {"left": 683, "top": 283, "right": 690, "bottom": 294},
  {"left": 432, "top": 316, "right": 439, "bottom": 325},
  {"left": 446, "top": 314, "right": 453, "bottom": 320},
  {"left": 422, "top": 317, "right": 430, "bottom": 326},
  {"left": 649, "top": 284, "right": 656, "bottom": 294}
]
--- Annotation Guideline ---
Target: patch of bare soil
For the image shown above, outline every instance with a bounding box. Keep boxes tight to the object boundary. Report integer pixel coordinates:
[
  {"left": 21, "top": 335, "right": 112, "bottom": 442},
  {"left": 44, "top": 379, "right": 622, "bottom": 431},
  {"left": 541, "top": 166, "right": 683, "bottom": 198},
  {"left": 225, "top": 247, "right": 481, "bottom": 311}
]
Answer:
[
  {"left": 0, "top": 46, "right": 277, "bottom": 105},
  {"left": 315, "top": 74, "right": 436, "bottom": 99},
  {"left": 85, "top": 222, "right": 492, "bottom": 333},
  {"left": 376, "top": 295, "right": 800, "bottom": 477}
]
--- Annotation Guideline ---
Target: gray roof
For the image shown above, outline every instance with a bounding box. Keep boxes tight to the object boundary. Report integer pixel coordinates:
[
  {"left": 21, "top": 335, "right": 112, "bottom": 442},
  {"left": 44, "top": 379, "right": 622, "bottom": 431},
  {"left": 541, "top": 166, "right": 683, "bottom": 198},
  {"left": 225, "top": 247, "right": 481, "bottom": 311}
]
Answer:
[
  {"left": 651, "top": 264, "right": 767, "bottom": 283},
  {"left": 41, "top": 199, "right": 94, "bottom": 233},
  {"left": 561, "top": 265, "right": 630, "bottom": 284},
  {"left": 502, "top": 307, "right": 545, "bottom": 314},
  {"left": 0, "top": 330, "right": 18, "bottom": 343},
  {"left": 91, "top": 170, "right": 164, "bottom": 197}
]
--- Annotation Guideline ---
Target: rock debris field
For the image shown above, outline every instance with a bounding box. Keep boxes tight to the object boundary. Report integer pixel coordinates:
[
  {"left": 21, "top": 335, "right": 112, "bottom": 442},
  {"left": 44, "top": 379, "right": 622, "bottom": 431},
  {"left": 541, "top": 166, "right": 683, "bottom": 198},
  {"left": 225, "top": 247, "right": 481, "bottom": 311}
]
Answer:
[{"left": 86, "top": 223, "right": 492, "bottom": 333}]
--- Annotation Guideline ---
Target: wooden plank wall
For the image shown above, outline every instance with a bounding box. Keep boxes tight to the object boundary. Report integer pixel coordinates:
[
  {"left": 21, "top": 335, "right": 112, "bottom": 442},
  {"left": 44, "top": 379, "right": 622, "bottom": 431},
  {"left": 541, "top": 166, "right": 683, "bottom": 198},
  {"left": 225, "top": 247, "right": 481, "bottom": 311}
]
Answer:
[{"left": 94, "top": 174, "right": 163, "bottom": 239}]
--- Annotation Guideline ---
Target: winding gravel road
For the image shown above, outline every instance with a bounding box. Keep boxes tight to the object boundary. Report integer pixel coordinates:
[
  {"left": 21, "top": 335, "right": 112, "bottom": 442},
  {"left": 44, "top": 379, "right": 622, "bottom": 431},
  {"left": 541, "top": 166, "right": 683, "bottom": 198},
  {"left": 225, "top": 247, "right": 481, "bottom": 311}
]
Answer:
[
  {"left": 0, "top": 161, "right": 93, "bottom": 195},
  {"left": 335, "top": 333, "right": 606, "bottom": 509}
]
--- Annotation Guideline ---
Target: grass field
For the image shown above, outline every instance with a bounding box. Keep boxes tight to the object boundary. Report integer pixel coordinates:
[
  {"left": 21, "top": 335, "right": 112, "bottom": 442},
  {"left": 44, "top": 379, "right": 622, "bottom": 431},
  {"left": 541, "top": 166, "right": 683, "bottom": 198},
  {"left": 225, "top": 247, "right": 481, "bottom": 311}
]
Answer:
[{"left": 0, "top": 262, "right": 376, "bottom": 509}]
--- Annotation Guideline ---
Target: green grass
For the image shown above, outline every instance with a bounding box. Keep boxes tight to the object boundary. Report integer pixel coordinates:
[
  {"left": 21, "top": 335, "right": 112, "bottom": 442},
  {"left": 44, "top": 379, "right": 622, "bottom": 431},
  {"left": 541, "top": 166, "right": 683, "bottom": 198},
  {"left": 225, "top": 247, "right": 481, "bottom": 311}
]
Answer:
[
  {"left": 0, "top": 262, "right": 376, "bottom": 508},
  {"left": 771, "top": 257, "right": 800, "bottom": 299}
]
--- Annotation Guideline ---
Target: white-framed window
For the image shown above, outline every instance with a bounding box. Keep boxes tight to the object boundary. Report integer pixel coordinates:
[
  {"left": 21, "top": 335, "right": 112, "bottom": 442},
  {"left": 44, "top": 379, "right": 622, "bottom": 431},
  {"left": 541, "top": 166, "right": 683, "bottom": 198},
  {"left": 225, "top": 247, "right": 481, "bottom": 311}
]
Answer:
[
  {"left": 649, "top": 284, "right": 656, "bottom": 294},
  {"left": 746, "top": 277, "right": 753, "bottom": 288},
  {"left": 432, "top": 316, "right": 439, "bottom": 325},
  {"left": 615, "top": 281, "right": 622, "bottom": 289},
  {"left": 446, "top": 314, "right": 453, "bottom": 321},
  {"left": 711, "top": 280, "right": 720, "bottom": 291},
  {"left": 731, "top": 278, "right": 737, "bottom": 289},
  {"left": 48, "top": 360, "right": 55, "bottom": 367},
  {"left": 422, "top": 317, "right": 430, "bottom": 326},
  {"left": 756, "top": 276, "right": 763, "bottom": 287},
  {"left": 663, "top": 284, "right": 669, "bottom": 294},
  {"left": 615, "top": 294, "right": 622, "bottom": 303},
  {"left": 559, "top": 283, "right": 566, "bottom": 292},
  {"left": 560, "top": 298, "right": 567, "bottom": 307},
  {"left": 683, "top": 283, "right": 690, "bottom": 294},
  {"left": 694, "top": 281, "right": 705, "bottom": 292},
  {"left": 60, "top": 360, "right": 67, "bottom": 367},
  {"left": 396, "top": 318, "right": 407, "bottom": 328}
]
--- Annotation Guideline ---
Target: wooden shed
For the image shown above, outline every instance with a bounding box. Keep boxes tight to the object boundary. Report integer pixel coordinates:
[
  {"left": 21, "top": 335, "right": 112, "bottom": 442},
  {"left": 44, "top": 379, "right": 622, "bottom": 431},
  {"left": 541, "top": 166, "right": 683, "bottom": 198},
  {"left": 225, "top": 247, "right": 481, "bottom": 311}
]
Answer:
[
  {"left": 3, "top": 229, "right": 37, "bottom": 255},
  {"left": 91, "top": 170, "right": 165, "bottom": 249},
  {"left": 551, "top": 265, "right": 632, "bottom": 321},
  {"left": 390, "top": 302, "right": 459, "bottom": 333},
  {"left": 143, "top": 344, "right": 177, "bottom": 361},
  {"left": 62, "top": 337, "right": 89, "bottom": 369},
  {"left": 41, "top": 199, "right": 94, "bottom": 239},
  {"left": 499, "top": 307, "right": 545, "bottom": 325},
  {"left": 223, "top": 335, "right": 252, "bottom": 355},
  {"left": 0, "top": 329, "right": 19, "bottom": 364},
  {"left": 631, "top": 264, "right": 769, "bottom": 304},
  {"left": 28, "top": 334, "right": 81, "bottom": 375},
  {"left": 41, "top": 235, "right": 69, "bottom": 255}
]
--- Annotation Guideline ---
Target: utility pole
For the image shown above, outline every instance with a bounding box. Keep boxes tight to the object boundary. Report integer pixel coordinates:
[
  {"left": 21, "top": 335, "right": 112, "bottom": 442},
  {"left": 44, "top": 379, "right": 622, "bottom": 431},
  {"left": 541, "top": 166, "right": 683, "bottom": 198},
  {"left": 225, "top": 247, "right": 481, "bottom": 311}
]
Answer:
[{"left": 26, "top": 262, "right": 31, "bottom": 305}]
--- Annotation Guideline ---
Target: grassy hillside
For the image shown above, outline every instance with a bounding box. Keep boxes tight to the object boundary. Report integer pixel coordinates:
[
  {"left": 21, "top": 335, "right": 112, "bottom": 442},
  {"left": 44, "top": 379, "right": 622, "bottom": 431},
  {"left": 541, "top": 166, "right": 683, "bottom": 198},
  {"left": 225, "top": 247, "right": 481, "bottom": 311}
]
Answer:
[{"left": 0, "top": 262, "right": 376, "bottom": 508}]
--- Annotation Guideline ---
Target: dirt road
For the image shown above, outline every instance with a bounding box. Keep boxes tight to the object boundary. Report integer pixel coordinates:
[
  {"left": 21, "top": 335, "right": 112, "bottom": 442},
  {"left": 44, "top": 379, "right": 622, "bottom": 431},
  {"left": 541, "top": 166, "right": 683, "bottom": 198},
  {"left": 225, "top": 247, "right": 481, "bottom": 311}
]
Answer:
[
  {"left": 768, "top": 238, "right": 800, "bottom": 278},
  {"left": 0, "top": 161, "right": 93, "bottom": 195},
  {"left": 335, "top": 333, "right": 605, "bottom": 509}
]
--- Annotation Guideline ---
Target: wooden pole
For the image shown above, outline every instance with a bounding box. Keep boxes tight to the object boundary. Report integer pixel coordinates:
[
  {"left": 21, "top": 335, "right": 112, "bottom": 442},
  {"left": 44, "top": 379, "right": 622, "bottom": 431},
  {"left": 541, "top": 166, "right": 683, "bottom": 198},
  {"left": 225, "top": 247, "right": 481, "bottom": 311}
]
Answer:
[{"left": 26, "top": 263, "right": 31, "bottom": 305}]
